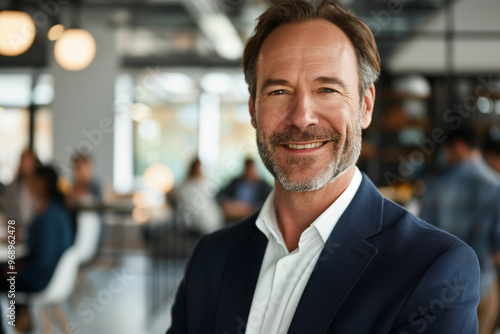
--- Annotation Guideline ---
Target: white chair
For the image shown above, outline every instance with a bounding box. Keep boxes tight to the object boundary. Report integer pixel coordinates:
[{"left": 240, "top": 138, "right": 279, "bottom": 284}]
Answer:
[
  {"left": 70, "top": 210, "right": 102, "bottom": 308},
  {"left": 15, "top": 211, "right": 101, "bottom": 333},
  {"left": 73, "top": 210, "right": 102, "bottom": 266},
  {"left": 31, "top": 247, "right": 80, "bottom": 306},
  {"left": 14, "top": 247, "right": 80, "bottom": 334}
]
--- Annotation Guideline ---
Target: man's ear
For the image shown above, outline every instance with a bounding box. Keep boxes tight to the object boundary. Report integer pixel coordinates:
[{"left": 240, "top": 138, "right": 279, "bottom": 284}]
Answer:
[
  {"left": 249, "top": 97, "right": 257, "bottom": 129},
  {"left": 361, "top": 83, "right": 375, "bottom": 129}
]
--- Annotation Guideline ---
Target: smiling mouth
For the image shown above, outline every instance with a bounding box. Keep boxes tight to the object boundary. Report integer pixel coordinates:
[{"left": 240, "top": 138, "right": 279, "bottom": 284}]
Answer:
[{"left": 284, "top": 141, "right": 328, "bottom": 150}]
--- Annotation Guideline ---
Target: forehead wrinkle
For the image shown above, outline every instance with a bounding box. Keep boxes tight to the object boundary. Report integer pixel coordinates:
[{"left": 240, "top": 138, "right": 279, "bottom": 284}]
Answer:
[
  {"left": 261, "top": 48, "right": 351, "bottom": 68},
  {"left": 260, "top": 61, "right": 347, "bottom": 80},
  {"left": 263, "top": 54, "right": 344, "bottom": 68},
  {"left": 256, "top": 20, "right": 360, "bottom": 99},
  {"left": 261, "top": 46, "right": 346, "bottom": 56},
  {"left": 302, "top": 62, "right": 337, "bottom": 67}
]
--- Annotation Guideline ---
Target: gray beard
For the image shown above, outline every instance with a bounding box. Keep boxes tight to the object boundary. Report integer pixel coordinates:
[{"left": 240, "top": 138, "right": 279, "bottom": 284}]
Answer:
[{"left": 256, "top": 112, "right": 362, "bottom": 192}]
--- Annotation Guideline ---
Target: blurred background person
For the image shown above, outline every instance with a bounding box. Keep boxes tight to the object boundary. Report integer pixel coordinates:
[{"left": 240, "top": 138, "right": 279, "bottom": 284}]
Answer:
[
  {"left": 419, "top": 125, "right": 500, "bottom": 334},
  {"left": 484, "top": 133, "right": 500, "bottom": 175},
  {"left": 0, "top": 149, "right": 40, "bottom": 241},
  {"left": 66, "top": 153, "right": 106, "bottom": 249},
  {"left": 4, "top": 165, "right": 74, "bottom": 292},
  {"left": 169, "top": 158, "right": 223, "bottom": 235},
  {"left": 0, "top": 165, "right": 74, "bottom": 332},
  {"left": 484, "top": 132, "right": 500, "bottom": 332},
  {"left": 217, "top": 158, "right": 272, "bottom": 223},
  {"left": 66, "top": 153, "right": 103, "bottom": 208},
  {"left": 0, "top": 166, "right": 73, "bottom": 332}
]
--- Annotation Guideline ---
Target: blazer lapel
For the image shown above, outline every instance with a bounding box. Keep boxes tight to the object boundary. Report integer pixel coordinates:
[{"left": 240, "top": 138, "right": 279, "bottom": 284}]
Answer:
[
  {"left": 288, "top": 175, "right": 384, "bottom": 334},
  {"left": 216, "top": 223, "right": 268, "bottom": 334}
]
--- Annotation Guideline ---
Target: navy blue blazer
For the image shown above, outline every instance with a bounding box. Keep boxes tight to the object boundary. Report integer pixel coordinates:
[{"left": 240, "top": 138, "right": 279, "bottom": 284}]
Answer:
[{"left": 167, "top": 175, "right": 480, "bottom": 334}]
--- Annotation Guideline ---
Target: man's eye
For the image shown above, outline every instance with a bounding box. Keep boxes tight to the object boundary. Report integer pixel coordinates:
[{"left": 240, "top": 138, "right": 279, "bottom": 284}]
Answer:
[
  {"left": 270, "top": 89, "right": 286, "bottom": 95},
  {"left": 322, "top": 88, "right": 336, "bottom": 93}
]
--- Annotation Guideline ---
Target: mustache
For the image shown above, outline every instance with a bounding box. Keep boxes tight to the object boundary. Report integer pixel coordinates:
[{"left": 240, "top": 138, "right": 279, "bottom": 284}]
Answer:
[{"left": 269, "top": 127, "right": 341, "bottom": 146}]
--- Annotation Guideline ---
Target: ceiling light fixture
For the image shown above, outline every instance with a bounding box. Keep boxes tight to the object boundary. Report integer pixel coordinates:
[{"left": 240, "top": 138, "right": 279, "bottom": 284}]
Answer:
[
  {"left": 0, "top": 9, "right": 36, "bottom": 56},
  {"left": 54, "top": 28, "right": 96, "bottom": 71},
  {"left": 48, "top": 23, "right": 65, "bottom": 41},
  {"left": 53, "top": 0, "right": 96, "bottom": 71},
  {"left": 198, "top": 13, "right": 243, "bottom": 60}
]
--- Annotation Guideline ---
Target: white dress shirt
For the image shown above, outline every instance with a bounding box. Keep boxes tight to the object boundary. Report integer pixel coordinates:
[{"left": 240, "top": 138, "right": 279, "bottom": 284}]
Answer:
[{"left": 245, "top": 167, "right": 363, "bottom": 334}]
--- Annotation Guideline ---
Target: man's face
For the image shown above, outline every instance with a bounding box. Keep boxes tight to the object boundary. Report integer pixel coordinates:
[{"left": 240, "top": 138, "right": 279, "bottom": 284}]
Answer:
[
  {"left": 74, "top": 160, "right": 93, "bottom": 184},
  {"left": 250, "top": 19, "right": 374, "bottom": 192}
]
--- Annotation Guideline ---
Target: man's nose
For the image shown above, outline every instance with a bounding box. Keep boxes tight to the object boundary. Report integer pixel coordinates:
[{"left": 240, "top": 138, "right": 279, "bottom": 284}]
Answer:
[{"left": 286, "top": 90, "right": 319, "bottom": 131}]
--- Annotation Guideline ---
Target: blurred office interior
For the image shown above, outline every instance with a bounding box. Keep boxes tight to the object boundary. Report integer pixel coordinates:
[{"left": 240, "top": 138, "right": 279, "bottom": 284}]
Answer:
[{"left": 0, "top": 0, "right": 499, "bottom": 333}]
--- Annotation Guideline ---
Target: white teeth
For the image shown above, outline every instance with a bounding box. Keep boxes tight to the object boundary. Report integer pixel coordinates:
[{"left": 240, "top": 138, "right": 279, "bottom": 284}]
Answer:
[{"left": 286, "top": 142, "right": 324, "bottom": 149}]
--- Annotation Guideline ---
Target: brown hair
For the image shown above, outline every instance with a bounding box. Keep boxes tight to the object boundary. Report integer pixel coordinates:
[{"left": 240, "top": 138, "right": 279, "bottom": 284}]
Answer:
[
  {"left": 242, "top": 0, "right": 381, "bottom": 100},
  {"left": 71, "top": 153, "right": 93, "bottom": 168},
  {"left": 187, "top": 158, "right": 201, "bottom": 178}
]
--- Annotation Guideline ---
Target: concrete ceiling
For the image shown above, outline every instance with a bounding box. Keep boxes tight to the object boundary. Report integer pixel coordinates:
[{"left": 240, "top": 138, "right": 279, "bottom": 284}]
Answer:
[
  {"left": 1, "top": 0, "right": 498, "bottom": 74},
  {"left": 388, "top": 0, "right": 500, "bottom": 74}
]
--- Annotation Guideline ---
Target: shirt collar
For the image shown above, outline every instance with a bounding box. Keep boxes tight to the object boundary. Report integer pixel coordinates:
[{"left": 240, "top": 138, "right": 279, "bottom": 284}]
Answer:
[
  {"left": 256, "top": 189, "right": 288, "bottom": 250},
  {"left": 312, "top": 167, "right": 362, "bottom": 242},
  {"left": 256, "top": 167, "right": 363, "bottom": 246}
]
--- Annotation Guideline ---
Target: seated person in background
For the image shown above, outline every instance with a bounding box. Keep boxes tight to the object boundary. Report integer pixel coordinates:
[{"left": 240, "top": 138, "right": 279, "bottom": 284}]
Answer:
[
  {"left": 217, "top": 158, "right": 272, "bottom": 222},
  {"left": 67, "top": 153, "right": 102, "bottom": 208},
  {"left": 66, "top": 153, "right": 105, "bottom": 246},
  {"left": 0, "top": 149, "right": 40, "bottom": 241},
  {"left": 1, "top": 165, "right": 74, "bottom": 293},
  {"left": 169, "top": 159, "right": 224, "bottom": 235}
]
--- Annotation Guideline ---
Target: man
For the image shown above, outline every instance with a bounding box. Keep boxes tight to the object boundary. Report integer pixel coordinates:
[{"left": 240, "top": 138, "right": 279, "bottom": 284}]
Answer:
[
  {"left": 420, "top": 126, "right": 500, "bottom": 334},
  {"left": 67, "top": 153, "right": 103, "bottom": 208},
  {"left": 217, "top": 158, "right": 272, "bottom": 223},
  {"left": 167, "top": 1, "right": 480, "bottom": 333}
]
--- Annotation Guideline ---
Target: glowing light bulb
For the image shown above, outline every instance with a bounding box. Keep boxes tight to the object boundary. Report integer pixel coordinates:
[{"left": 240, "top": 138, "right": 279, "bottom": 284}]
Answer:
[
  {"left": 143, "top": 163, "right": 175, "bottom": 194},
  {"left": 54, "top": 28, "right": 96, "bottom": 71},
  {"left": 48, "top": 24, "right": 65, "bottom": 41},
  {"left": 0, "top": 10, "right": 36, "bottom": 57}
]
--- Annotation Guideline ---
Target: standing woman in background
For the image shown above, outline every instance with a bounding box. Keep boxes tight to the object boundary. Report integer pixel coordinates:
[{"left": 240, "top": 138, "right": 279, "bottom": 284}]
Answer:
[
  {"left": 0, "top": 149, "right": 40, "bottom": 241},
  {"left": 169, "top": 158, "right": 224, "bottom": 235},
  {"left": 10, "top": 165, "right": 74, "bottom": 292},
  {"left": 0, "top": 165, "right": 74, "bottom": 333}
]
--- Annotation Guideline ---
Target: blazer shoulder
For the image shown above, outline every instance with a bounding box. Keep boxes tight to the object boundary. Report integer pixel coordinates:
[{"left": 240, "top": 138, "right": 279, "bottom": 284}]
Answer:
[
  {"left": 381, "top": 197, "right": 471, "bottom": 251},
  {"left": 388, "top": 210, "right": 480, "bottom": 333},
  {"left": 199, "top": 211, "right": 264, "bottom": 253}
]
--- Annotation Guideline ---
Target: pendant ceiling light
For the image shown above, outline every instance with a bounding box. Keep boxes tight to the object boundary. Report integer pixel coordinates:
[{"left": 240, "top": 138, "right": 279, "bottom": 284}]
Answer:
[
  {"left": 47, "top": 24, "right": 65, "bottom": 41},
  {"left": 0, "top": 10, "right": 36, "bottom": 57},
  {"left": 53, "top": 0, "right": 96, "bottom": 71},
  {"left": 54, "top": 28, "right": 96, "bottom": 71}
]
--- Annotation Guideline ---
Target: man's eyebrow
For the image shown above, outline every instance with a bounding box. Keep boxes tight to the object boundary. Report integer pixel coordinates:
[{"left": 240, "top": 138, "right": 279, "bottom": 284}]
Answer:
[
  {"left": 314, "top": 76, "right": 348, "bottom": 91},
  {"left": 259, "top": 79, "right": 290, "bottom": 96}
]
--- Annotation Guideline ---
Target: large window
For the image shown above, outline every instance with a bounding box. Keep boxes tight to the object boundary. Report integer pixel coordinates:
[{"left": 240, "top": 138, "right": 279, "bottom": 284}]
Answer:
[
  {"left": 127, "top": 69, "right": 271, "bottom": 193},
  {"left": 0, "top": 74, "right": 54, "bottom": 185}
]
